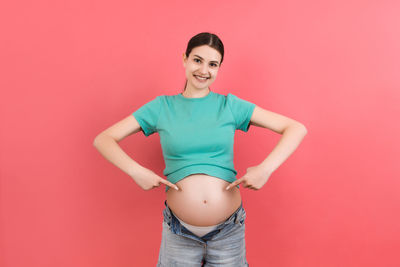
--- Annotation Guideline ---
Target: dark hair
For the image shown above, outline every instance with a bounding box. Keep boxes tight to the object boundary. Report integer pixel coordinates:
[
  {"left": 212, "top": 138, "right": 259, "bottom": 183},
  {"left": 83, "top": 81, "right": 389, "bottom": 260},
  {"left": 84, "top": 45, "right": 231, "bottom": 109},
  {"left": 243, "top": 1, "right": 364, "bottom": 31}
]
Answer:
[{"left": 182, "top": 32, "right": 224, "bottom": 92}]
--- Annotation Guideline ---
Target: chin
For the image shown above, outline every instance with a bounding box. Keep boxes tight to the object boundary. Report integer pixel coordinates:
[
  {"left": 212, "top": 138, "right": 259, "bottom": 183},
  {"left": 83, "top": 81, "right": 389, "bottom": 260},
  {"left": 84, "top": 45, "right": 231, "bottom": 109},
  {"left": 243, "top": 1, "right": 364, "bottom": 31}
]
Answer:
[{"left": 192, "top": 82, "right": 209, "bottom": 89}]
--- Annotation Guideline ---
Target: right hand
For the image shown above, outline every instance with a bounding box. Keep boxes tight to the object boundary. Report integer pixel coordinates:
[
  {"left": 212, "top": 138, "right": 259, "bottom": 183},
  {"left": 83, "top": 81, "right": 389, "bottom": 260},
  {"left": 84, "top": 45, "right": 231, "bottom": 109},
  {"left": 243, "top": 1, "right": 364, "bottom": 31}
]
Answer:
[{"left": 132, "top": 166, "right": 180, "bottom": 191}]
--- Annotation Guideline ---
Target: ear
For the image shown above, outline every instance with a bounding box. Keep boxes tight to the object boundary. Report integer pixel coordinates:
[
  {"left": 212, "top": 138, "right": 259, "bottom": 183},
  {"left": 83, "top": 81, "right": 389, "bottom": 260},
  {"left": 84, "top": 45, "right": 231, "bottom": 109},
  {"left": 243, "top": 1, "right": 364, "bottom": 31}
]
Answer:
[{"left": 182, "top": 53, "right": 187, "bottom": 67}]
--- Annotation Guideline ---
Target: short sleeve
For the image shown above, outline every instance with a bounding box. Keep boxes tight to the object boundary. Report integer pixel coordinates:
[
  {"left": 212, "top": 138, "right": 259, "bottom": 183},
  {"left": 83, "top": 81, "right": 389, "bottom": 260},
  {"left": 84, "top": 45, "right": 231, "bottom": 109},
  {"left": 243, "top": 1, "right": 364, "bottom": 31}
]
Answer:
[
  {"left": 227, "top": 93, "right": 256, "bottom": 132},
  {"left": 132, "top": 96, "right": 162, "bottom": 137}
]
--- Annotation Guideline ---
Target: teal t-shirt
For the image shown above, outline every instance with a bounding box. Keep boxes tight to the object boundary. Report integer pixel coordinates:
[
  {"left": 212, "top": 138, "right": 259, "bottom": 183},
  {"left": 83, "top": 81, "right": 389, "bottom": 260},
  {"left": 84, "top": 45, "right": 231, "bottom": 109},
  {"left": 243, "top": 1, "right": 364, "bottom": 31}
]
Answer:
[{"left": 132, "top": 90, "right": 256, "bottom": 192}]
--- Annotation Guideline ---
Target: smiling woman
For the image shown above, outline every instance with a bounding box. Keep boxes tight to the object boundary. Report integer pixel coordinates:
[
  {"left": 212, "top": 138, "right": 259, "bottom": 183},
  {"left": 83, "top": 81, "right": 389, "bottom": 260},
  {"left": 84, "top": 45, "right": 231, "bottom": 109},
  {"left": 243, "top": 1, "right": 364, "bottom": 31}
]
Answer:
[
  {"left": 181, "top": 33, "right": 224, "bottom": 98},
  {"left": 93, "top": 31, "right": 307, "bottom": 267}
]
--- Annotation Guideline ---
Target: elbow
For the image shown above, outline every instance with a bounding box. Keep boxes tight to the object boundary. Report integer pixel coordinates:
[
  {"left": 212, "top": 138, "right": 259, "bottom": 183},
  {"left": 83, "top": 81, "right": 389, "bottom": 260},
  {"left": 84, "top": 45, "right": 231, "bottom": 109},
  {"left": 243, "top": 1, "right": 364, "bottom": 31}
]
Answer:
[
  {"left": 93, "top": 133, "right": 116, "bottom": 147},
  {"left": 93, "top": 134, "right": 105, "bottom": 147},
  {"left": 287, "top": 123, "right": 307, "bottom": 135},
  {"left": 93, "top": 136, "right": 100, "bottom": 147},
  {"left": 298, "top": 123, "right": 308, "bottom": 135}
]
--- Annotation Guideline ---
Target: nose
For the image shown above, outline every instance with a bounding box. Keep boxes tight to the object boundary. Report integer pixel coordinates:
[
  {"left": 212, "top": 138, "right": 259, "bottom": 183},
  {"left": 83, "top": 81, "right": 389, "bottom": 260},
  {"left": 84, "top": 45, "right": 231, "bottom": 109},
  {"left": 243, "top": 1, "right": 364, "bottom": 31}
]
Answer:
[{"left": 199, "top": 64, "right": 209, "bottom": 75}]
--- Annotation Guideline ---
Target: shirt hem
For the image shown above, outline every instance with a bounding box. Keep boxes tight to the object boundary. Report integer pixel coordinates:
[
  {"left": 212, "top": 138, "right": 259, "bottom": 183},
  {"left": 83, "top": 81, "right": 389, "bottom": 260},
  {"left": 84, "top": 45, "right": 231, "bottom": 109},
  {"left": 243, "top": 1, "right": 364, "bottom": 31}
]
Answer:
[{"left": 165, "top": 164, "right": 239, "bottom": 192}]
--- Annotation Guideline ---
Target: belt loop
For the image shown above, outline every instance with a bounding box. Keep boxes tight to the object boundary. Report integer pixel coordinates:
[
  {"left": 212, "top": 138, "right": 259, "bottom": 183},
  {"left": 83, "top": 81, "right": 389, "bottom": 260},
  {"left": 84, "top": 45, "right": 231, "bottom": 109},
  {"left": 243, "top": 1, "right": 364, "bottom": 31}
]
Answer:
[{"left": 234, "top": 212, "right": 238, "bottom": 223}]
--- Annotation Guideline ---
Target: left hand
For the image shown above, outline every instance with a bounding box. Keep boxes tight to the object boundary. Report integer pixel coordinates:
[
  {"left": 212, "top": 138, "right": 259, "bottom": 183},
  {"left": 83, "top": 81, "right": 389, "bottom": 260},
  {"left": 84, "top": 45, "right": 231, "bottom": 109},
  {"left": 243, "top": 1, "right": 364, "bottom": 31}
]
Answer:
[{"left": 225, "top": 164, "right": 272, "bottom": 191}]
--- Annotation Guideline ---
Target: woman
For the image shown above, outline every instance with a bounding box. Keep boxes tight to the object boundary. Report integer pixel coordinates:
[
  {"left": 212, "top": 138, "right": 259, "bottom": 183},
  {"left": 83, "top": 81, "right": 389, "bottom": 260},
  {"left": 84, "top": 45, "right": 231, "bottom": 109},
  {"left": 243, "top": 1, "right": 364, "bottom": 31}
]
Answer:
[{"left": 93, "top": 32, "right": 307, "bottom": 266}]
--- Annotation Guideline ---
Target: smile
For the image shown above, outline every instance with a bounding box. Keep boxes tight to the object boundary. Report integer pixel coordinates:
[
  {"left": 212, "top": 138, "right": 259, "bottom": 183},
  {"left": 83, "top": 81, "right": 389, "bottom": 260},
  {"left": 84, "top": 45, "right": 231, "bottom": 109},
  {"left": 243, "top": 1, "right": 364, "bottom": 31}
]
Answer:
[{"left": 194, "top": 75, "right": 209, "bottom": 82}]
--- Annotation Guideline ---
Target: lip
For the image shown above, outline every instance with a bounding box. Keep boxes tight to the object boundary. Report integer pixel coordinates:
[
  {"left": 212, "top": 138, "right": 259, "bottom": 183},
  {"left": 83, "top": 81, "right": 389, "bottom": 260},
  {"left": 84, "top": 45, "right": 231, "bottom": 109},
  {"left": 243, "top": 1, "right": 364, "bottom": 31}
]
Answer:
[
  {"left": 194, "top": 75, "right": 209, "bottom": 79},
  {"left": 194, "top": 75, "right": 209, "bottom": 82}
]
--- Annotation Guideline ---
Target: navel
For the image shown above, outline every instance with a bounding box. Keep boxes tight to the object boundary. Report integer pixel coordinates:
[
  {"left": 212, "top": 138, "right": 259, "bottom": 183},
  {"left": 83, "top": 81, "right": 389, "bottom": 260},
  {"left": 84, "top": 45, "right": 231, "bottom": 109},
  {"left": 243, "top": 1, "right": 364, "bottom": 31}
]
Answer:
[{"left": 203, "top": 200, "right": 207, "bottom": 204}]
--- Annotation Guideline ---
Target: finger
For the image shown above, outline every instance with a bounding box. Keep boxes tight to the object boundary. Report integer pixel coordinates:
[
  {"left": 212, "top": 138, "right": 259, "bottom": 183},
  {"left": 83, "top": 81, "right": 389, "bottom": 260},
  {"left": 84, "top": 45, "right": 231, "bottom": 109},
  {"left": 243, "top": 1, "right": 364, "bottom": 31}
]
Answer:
[
  {"left": 226, "top": 178, "right": 244, "bottom": 190},
  {"left": 159, "top": 179, "right": 179, "bottom": 190},
  {"left": 225, "top": 182, "right": 235, "bottom": 190}
]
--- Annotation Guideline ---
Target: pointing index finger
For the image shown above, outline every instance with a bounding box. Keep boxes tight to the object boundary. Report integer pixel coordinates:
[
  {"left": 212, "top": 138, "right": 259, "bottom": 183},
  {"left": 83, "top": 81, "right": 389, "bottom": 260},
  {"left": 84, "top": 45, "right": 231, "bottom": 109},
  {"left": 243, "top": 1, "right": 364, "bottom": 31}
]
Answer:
[
  {"left": 226, "top": 178, "right": 243, "bottom": 190},
  {"left": 160, "top": 178, "right": 179, "bottom": 190},
  {"left": 226, "top": 182, "right": 236, "bottom": 190}
]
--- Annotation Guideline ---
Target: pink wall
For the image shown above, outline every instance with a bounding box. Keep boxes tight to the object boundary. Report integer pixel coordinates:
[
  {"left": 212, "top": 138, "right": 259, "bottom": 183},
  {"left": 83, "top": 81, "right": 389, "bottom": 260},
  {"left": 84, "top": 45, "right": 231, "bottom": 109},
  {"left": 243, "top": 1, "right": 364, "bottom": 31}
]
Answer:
[{"left": 1, "top": 0, "right": 399, "bottom": 266}]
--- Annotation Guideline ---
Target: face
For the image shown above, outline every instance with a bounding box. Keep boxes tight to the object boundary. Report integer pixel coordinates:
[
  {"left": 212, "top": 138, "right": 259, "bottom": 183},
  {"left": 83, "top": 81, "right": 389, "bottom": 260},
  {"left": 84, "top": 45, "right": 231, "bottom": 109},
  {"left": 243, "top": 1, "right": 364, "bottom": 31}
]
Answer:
[{"left": 182, "top": 45, "right": 222, "bottom": 91}]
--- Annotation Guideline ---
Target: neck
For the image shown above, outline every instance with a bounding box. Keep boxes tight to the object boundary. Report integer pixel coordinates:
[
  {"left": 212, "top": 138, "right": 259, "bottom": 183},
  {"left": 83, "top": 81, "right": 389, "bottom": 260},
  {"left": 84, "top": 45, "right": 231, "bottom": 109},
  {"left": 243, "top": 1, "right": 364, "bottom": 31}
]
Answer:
[{"left": 183, "top": 87, "right": 210, "bottom": 98}]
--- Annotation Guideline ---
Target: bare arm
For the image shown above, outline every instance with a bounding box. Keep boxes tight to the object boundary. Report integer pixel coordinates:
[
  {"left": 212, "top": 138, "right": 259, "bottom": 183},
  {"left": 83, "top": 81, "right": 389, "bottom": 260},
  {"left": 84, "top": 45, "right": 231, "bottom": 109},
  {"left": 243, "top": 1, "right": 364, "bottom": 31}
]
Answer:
[
  {"left": 93, "top": 114, "right": 144, "bottom": 177},
  {"left": 93, "top": 114, "right": 179, "bottom": 191},
  {"left": 226, "top": 105, "right": 308, "bottom": 191},
  {"left": 249, "top": 105, "right": 308, "bottom": 173}
]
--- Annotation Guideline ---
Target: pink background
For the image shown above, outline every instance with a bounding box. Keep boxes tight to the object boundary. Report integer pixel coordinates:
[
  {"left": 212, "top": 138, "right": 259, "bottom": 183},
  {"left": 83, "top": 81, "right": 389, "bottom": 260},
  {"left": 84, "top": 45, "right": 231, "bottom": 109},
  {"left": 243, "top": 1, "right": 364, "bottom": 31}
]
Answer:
[{"left": 1, "top": 0, "right": 399, "bottom": 266}]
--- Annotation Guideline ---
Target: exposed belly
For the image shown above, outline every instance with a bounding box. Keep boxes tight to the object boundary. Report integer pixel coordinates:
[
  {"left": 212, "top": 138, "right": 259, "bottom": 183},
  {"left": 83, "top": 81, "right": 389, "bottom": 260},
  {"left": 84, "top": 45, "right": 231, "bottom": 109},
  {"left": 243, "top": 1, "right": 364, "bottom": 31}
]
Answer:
[{"left": 166, "top": 174, "right": 242, "bottom": 226}]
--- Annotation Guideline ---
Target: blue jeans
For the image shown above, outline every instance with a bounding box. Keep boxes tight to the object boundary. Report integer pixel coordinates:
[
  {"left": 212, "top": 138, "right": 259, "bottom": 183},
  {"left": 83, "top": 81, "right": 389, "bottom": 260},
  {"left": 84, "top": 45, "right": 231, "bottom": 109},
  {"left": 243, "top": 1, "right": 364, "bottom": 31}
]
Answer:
[{"left": 157, "top": 200, "right": 249, "bottom": 266}]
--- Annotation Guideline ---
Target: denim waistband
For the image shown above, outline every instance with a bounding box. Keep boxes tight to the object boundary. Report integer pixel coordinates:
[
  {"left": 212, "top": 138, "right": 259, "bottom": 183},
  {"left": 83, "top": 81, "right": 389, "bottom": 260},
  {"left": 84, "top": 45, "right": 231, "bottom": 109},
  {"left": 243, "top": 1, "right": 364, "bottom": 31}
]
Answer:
[{"left": 162, "top": 199, "right": 246, "bottom": 243}]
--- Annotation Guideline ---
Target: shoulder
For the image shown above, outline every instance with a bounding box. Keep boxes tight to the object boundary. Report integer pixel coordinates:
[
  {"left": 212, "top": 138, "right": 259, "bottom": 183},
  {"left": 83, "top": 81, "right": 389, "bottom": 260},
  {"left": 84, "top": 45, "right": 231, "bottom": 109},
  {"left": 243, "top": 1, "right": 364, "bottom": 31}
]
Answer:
[
  {"left": 150, "top": 94, "right": 168, "bottom": 104},
  {"left": 209, "top": 91, "right": 230, "bottom": 100},
  {"left": 225, "top": 92, "right": 255, "bottom": 106},
  {"left": 158, "top": 94, "right": 177, "bottom": 100}
]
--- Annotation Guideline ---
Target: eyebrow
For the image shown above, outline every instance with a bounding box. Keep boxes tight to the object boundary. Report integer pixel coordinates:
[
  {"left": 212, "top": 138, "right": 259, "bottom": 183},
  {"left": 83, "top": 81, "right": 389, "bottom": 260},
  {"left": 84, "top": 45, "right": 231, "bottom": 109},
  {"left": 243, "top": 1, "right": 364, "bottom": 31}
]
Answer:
[{"left": 193, "top": 55, "right": 219, "bottom": 64}]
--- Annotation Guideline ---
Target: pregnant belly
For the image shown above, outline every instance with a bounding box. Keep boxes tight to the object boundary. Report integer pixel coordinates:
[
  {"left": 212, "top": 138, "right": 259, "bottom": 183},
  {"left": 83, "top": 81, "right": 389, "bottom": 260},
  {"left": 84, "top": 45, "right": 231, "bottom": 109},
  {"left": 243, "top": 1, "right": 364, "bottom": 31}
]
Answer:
[{"left": 166, "top": 174, "right": 242, "bottom": 226}]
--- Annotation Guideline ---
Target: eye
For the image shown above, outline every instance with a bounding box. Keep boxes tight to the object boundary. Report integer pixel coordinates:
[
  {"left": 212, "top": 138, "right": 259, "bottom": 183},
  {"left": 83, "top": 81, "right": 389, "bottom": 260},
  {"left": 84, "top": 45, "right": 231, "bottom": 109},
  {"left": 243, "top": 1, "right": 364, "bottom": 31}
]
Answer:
[
  {"left": 194, "top": 58, "right": 201, "bottom": 63},
  {"left": 210, "top": 63, "right": 218, "bottom": 67}
]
